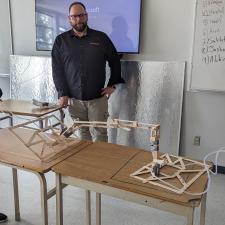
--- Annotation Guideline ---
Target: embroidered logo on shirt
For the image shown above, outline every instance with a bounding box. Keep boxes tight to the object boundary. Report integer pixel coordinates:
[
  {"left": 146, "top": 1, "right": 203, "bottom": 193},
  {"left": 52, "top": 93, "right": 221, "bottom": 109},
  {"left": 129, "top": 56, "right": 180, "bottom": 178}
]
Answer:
[{"left": 89, "top": 42, "right": 100, "bottom": 46}]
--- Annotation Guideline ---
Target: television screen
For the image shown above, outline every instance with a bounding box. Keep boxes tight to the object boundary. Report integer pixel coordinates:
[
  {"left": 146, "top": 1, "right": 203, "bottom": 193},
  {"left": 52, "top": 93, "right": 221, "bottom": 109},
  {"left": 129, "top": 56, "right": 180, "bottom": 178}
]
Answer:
[{"left": 35, "top": 0, "right": 142, "bottom": 53}]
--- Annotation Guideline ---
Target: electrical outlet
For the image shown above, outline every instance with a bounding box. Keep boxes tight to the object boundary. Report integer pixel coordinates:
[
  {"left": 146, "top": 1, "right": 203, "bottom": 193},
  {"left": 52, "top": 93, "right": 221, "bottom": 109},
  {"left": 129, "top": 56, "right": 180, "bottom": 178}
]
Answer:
[{"left": 193, "top": 136, "right": 201, "bottom": 146}]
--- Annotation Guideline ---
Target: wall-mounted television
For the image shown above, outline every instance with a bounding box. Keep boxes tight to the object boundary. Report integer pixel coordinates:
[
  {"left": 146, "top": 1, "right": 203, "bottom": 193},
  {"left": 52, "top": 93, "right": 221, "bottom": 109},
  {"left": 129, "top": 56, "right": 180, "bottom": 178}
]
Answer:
[{"left": 35, "top": 0, "right": 142, "bottom": 53}]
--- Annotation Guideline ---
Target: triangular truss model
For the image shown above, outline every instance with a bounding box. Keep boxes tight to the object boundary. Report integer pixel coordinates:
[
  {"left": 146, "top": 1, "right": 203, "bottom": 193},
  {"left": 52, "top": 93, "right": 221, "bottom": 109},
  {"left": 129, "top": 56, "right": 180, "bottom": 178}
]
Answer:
[
  {"left": 7, "top": 114, "right": 210, "bottom": 193},
  {"left": 8, "top": 115, "right": 81, "bottom": 162},
  {"left": 130, "top": 153, "right": 211, "bottom": 194},
  {"left": 8, "top": 116, "right": 160, "bottom": 164}
]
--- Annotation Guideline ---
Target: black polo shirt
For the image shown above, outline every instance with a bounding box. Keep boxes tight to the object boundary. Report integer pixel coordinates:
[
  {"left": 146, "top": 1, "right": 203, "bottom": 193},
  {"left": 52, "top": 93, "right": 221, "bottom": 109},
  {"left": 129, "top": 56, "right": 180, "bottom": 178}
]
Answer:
[{"left": 51, "top": 27, "right": 124, "bottom": 100}]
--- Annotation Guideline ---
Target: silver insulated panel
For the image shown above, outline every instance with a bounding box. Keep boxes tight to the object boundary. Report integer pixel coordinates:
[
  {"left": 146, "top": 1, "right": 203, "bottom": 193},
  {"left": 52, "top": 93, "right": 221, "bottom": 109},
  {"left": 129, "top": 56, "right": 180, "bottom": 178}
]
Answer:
[{"left": 10, "top": 55, "right": 185, "bottom": 155}]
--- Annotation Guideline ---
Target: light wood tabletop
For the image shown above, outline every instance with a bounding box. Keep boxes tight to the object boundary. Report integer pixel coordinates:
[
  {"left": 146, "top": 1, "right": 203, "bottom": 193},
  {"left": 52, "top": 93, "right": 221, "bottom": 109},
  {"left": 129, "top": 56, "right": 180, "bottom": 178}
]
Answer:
[
  {"left": 52, "top": 141, "right": 209, "bottom": 206},
  {"left": 0, "top": 126, "right": 92, "bottom": 225},
  {"left": 0, "top": 127, "right": 91, "bottom": 173},
  {"left": 0, "top": 99, "right": 62, "bottom": 117}
]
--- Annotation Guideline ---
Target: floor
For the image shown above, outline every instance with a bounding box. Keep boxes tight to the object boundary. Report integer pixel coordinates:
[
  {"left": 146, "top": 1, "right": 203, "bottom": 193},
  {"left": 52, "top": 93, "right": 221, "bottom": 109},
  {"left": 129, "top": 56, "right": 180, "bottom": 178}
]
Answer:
[{"left": 0, "top": 165, "right": 224, "bottom": 225}]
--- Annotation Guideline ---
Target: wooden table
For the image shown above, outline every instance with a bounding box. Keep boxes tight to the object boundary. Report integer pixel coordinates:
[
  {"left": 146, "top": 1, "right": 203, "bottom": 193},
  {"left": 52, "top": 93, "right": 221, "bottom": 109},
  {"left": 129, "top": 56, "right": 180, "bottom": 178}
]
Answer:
[
  {"left": 52, "top": 142, "right": 209, "bottom": 225},
  {"left": 0, "top": 99, "right": 66, "bottom": 225},
  {"left": 0, "top": 99, "right": 64, "bottom": 128},
  {"left": 0, "top": 127, "right": 92, "bottom": 225}
]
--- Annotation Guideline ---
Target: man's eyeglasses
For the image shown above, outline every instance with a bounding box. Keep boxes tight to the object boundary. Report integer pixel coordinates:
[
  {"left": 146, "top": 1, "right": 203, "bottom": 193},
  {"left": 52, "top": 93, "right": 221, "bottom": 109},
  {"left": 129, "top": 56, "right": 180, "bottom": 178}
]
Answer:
[{"left": 69, "top": 13, "right": 87, "bottom": 20}]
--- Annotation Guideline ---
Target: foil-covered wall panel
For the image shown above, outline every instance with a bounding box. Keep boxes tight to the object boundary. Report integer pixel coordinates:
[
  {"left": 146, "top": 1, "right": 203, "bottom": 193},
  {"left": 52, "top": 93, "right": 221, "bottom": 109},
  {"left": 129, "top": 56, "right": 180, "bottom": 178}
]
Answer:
[
  {"left": 108, "top": 61, "right": 185, "bottom": 155},
  {"left": 10, "top": 56, "right": 57, "bottom": 102},
  {"left": 10, "top": 55, "right": 185, "bottom": 155}
]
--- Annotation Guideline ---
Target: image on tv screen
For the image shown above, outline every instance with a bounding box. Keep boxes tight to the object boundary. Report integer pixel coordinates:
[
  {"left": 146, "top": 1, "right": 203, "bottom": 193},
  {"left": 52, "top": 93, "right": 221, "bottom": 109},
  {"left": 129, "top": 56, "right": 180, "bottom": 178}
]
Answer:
[{"left": 35, "top": 0, "right": 142, "bottom": 53}]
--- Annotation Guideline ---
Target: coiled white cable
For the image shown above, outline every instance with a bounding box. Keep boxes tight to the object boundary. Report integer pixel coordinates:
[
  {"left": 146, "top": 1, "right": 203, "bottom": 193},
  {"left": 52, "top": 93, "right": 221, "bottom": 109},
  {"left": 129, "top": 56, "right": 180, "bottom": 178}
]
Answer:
[{"left": 184, "top": 148, "right": 225, "bottom": 195}]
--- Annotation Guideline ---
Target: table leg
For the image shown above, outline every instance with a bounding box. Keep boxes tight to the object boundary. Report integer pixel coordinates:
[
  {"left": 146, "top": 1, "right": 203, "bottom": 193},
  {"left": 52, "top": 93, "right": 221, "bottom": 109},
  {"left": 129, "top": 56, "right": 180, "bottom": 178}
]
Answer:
[
  {"left": 36, "top": 173, "right": 48, "bottom": 225},
  {"left": 12, "top": 168, "right": 20, "bottom": 221},
  {"left": 59, "top": 109, "right": 65, "bottom": 131},
  {"left": 96, "top": 193, "right": 101, "bottom": 225},
  {"left": 200, "top": 193, "right": 207, "bottom": 225},
  {"left": 9, "top": 113, "right": 13, "bottom": 127},
  {"left": 39, "top": 120, "right": 44, "bottom": 129},
  {"left": 56, "top": 174, "right": 63, "bottom": 225},
  {"left": 187, "top": 207, "right": 194, "bottom": 225},
  {"left": 1, "top": 114, "right": 20, "bottom": 222},
  {"left": 86, "top": 190, "right": 91, "bottom": 225},
  {"left": 10, "top": 116, "right": 21, "bottom": 221},
  {"left": 1, "top": 114, "right": 21, "bottom": 222},
  {"left": 59, "top": 109, "right": 65, "bottom": 123}
]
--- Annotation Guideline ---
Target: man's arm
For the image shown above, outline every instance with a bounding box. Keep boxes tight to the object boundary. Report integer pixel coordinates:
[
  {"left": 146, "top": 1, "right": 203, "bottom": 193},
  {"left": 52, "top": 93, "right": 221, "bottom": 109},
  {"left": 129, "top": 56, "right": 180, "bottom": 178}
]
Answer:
[
  {"left": 104, "top": 34, "right": 125, "bottom": 87},
  {"left": 51, "top": 36, "right": 69, "bottom": 107}
]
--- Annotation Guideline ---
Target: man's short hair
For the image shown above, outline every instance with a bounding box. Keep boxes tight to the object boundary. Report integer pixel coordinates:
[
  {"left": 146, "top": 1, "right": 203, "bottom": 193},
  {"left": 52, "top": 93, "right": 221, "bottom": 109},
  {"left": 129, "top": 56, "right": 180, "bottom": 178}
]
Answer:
[{"left": 69, "top": 2, "right": 86, "bottom": 12}]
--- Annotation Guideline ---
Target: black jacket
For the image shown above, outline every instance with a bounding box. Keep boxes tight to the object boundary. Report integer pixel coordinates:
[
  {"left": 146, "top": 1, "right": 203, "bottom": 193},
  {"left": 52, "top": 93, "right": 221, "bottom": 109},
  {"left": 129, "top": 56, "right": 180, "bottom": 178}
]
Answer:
[{"left": 52, "top": 27, "right": 124, "bottom": 100}]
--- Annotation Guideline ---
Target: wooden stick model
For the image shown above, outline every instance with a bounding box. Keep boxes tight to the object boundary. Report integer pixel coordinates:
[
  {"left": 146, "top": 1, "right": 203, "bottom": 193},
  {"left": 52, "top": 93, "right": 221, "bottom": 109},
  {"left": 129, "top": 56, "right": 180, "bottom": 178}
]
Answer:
[
  {"left": 8, "top": 116, "right": 161, "bottom": 166},
  {"left": 62, "top": 118, "right": 160, "bottom": 161},
  {"left": 8, "top": 115, "right": 80, "bottom": 162},
  {"left": 130, "top": 153, "right": 211, "bottom": 194}
]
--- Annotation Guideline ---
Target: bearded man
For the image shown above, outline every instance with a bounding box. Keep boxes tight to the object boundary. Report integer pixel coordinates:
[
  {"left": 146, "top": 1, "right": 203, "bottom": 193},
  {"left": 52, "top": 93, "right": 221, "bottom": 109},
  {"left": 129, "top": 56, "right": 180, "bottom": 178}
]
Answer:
[{"left": 52, "top": 2, "right": 124, "bottom": 142}]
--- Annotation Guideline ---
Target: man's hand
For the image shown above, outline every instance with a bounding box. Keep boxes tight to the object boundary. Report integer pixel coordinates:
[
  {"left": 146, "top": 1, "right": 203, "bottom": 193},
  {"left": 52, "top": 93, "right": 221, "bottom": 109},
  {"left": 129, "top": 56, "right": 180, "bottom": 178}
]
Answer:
[
  {"left": 101, "top": 86, "right": 116, "bottom": 99},
  {"left": 59, "top": 96, "right": 69, "bottom": 107}
]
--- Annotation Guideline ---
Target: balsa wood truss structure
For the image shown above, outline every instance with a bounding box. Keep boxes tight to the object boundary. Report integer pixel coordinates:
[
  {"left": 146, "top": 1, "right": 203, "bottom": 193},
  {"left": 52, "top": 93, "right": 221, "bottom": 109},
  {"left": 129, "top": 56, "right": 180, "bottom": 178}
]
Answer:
[
  {"left": 130, "top": 153, "right": 211, "bottom": 194},
  {"left": 8, "top": 115, "right": 81, "bottom": 162},
  {"left": 8, "top": 116, "right": 160, "bottom": 163},
  {"left": 7, "top": 115, "right": 210, "bottom": 194},
  {"left": 62, "top": 118, "right": 160, "bottom": 146}
]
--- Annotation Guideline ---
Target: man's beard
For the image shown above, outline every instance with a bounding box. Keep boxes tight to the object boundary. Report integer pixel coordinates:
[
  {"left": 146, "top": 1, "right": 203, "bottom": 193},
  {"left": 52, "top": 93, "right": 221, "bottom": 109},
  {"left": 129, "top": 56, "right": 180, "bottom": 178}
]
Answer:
[{"left": 72, "top": 22, "right": 87, "bottom": 32}]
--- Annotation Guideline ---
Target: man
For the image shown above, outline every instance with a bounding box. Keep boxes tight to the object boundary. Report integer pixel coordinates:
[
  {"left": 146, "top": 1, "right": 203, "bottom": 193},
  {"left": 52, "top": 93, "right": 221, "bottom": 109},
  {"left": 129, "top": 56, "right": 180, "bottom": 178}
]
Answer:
[
  {"left": 0, "top": 213, "right": 7, "bottom": 223},
  {"left": 52, "top": 2, "right": 124, "bottom": 142}
]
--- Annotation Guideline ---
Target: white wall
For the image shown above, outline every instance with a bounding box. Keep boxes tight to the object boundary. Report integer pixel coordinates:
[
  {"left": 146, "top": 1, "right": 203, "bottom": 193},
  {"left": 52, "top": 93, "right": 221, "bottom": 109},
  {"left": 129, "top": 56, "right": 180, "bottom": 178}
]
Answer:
[
  {"left": 0, "top": 0, "right": 12, "bottom": 74},
  {"left": 181, "top": 92, "right": 225, "bottom": 165},
  {"left": 2, "top": 0, "right": 225, "bottom": 165},
  {"left": 0, "top": 0, "right": 11, "bottom": 98}
]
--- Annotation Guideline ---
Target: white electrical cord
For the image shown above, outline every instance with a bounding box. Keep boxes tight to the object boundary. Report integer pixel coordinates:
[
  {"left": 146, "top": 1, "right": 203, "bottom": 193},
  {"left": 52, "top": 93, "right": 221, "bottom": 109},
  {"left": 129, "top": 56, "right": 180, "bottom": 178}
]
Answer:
[{"left": 184, "top": 148, "right": 225, "bottom": 195}]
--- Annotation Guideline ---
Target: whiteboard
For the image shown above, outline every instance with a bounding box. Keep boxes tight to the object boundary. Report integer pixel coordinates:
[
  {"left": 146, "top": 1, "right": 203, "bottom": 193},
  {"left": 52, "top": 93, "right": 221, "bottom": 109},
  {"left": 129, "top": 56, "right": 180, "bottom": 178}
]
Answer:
[{"left": 190, "top": 0, "right": 225, "bottom": 91}]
